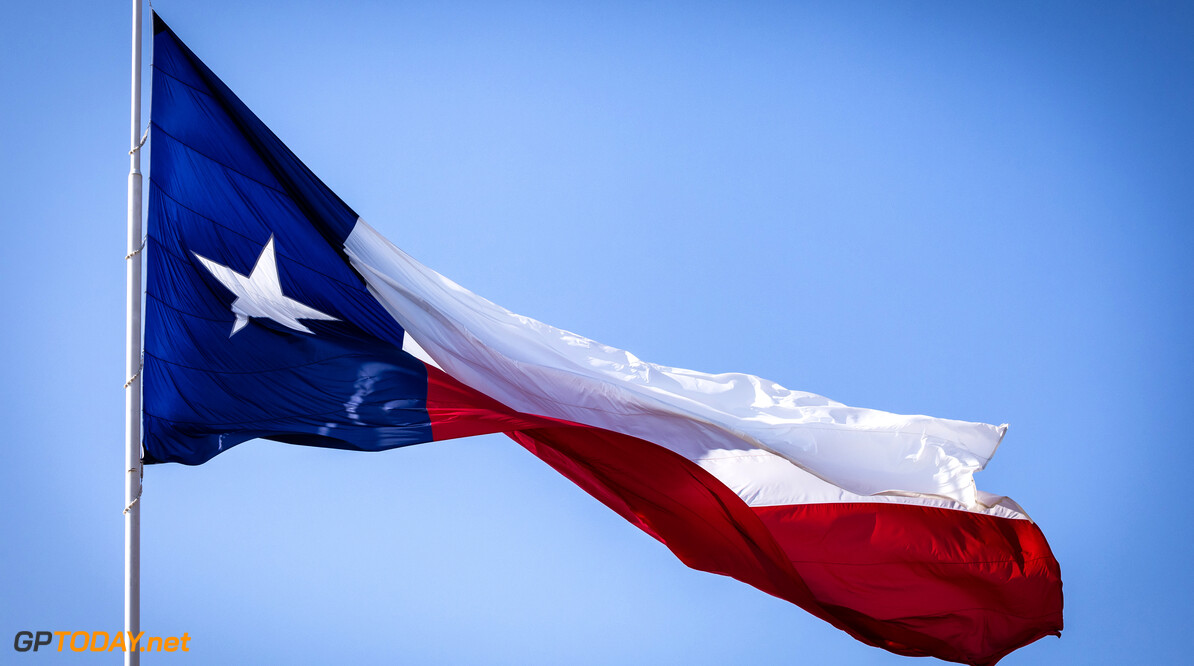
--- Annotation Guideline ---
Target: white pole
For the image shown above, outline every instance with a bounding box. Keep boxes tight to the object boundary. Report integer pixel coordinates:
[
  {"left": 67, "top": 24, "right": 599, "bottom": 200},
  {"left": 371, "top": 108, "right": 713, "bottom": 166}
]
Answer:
[{"left": 125, "top": 1, "right": 143, "bottom": 665}]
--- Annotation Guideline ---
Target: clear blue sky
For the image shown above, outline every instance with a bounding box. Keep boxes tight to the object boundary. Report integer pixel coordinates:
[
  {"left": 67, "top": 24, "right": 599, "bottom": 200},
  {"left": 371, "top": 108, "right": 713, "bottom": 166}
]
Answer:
[{"left": 3, "top": 1, "right": 1191, "bottom": 664}]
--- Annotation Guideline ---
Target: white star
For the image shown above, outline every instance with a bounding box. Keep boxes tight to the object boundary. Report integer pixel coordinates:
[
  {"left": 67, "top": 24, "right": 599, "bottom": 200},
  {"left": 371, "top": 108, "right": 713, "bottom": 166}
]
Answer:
[{"left": 193, "top": 236, "right": 338, "bottom": 336}]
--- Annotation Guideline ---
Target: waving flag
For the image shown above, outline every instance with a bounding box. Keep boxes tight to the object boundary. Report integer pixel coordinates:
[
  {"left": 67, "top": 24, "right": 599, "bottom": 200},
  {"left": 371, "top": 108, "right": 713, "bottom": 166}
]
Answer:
[{"left": 144, "top": 13, "right": 1062, "bottom": 665}]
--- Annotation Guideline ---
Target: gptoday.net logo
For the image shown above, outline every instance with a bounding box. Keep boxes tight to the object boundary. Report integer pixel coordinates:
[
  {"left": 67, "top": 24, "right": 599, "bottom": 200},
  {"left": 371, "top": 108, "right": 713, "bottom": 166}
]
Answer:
[{"left": 13, "top": 631, "right": 191, "bottom": 654}]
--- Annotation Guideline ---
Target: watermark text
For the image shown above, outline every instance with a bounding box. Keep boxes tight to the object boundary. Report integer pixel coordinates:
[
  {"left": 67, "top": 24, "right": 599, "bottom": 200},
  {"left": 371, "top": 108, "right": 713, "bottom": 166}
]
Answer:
[{"left": 13, "top": 631, "right": 191, "bottom": 653}]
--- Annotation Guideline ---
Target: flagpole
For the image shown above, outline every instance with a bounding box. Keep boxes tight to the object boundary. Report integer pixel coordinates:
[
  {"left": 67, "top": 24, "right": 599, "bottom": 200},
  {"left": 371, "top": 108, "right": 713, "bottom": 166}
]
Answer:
[{"left": 125, "top": 0, "right": 144, "bottom": 664}]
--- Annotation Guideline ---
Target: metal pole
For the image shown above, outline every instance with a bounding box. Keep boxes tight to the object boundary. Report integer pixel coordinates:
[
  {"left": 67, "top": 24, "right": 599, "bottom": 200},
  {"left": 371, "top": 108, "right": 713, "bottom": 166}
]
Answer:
[{"left": 126, "top": 1, "right": 143, "bottom": 664}]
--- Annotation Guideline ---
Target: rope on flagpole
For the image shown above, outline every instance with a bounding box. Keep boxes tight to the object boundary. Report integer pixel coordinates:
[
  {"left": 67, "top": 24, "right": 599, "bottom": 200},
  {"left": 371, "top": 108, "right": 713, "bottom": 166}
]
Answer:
[
  {"left": 123, "top": 461, "right": 143, "bottom": 515},
  {"left": 124, "top": 356, "right": 142, "bottom": 389},
  {"left": 123, "top": 482, "right": 141, "bottom": 515},
  {"left": 121, "top": 346, "right": 141, "bottom": 519},
  {"left": 125, "top": 236, "right": 146, "bottom": 261},
  {"left": 128, "top": 125, "right": 149, "bottom": 156}
]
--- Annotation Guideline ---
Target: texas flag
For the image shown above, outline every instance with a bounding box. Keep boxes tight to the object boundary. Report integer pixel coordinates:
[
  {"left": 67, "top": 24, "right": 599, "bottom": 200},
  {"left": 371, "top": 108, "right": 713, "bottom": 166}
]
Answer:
[{"left": 144, "top": 13, "right": 1062, "bottom": 665}]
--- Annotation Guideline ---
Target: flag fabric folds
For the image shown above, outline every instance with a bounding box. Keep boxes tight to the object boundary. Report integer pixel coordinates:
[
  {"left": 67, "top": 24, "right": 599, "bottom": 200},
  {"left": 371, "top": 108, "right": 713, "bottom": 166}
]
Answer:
[{"left": 144, "top": 14, "right": 1062, "bottom": 665}]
